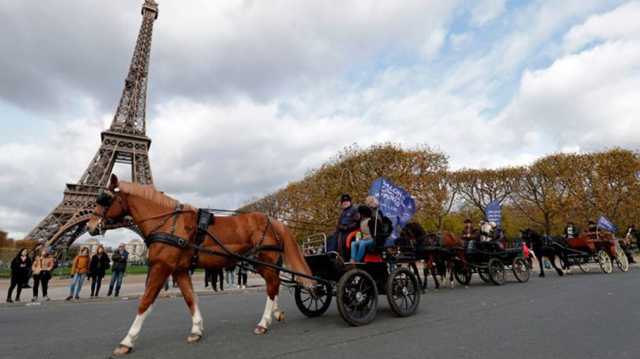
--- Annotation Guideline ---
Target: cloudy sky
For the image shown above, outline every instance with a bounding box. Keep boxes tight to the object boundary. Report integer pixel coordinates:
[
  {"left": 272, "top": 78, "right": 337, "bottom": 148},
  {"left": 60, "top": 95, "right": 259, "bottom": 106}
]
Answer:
[{"left": 1, "top": 0, "right": 639, "bottom": 245}]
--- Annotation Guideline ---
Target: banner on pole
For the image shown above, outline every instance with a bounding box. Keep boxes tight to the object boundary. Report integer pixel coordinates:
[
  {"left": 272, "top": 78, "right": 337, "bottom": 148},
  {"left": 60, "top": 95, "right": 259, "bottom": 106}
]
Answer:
[{"left": 368, "top": 177, "right": 416, "bottom": 241}]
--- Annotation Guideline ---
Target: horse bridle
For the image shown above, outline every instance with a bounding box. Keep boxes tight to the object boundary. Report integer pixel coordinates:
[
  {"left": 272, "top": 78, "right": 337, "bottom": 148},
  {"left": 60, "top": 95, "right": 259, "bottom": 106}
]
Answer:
[
  {"left": 92, "top": 188, "right": 190, "bottom": 236},
  {"left": 92, "top": 189, "right": 128, "bottom": 235}
]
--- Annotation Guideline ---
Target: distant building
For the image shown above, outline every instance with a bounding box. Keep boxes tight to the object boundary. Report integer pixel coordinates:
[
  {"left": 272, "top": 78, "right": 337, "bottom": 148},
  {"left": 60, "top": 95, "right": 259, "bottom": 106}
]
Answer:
[
  {"left": 124, "top": 238, "right": 147, "bottom": 264},
  {"left": 82, "top": 237, "right": 102, "bottom": 255}
]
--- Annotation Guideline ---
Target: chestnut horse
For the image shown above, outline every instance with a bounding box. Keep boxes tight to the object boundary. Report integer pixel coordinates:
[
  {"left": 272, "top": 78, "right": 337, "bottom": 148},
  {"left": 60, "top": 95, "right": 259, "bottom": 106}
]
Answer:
[
  {"left": 86, "top": 175, "right": 313, "bottom": 356},
  {"left": 401, "top": 222, "right": 464, "bottom": 289}
]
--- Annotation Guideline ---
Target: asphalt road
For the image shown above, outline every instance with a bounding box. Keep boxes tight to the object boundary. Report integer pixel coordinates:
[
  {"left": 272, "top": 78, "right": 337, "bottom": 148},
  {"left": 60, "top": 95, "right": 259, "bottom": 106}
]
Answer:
[{"left": 2, "top": 268, "right": 639, "bottom": 359}]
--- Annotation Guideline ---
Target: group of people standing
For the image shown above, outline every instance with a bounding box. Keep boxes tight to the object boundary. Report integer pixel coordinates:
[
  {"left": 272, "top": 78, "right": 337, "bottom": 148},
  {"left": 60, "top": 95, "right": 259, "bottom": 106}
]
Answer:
[
  {"left": 204, "top": 265, "right": 248, "bottom": 291},
  {"left": 66, "top": 243, "right": 129, "bottom": 300},
  {"left": 4, "top": 243, "right": 130, "bottom": 303},
  {"left": 6, "top": 247, "right": 55, "bottom": 303}
]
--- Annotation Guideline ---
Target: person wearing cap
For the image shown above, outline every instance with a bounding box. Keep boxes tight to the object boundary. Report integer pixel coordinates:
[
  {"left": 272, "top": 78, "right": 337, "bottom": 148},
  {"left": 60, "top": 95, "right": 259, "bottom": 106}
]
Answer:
[
  {"left": 461, "top": 219, "right": 477, "bottom": 241},
  {"left": 327, "top": 194, "right": 361, "bottom": 258},
  {"left": 586, "top": 220, "right": 598, "bottom": 238}
]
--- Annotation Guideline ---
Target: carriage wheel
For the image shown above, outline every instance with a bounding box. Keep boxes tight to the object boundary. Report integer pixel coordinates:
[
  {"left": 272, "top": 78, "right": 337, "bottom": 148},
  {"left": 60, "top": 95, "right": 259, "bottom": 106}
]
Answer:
[
  {"left": 386, "top": 267, "right": 420, "bottom": 317},
  {"left": 336, "top": 269, "right": 378, "bottom": 326},
  {"left": 512, "top": 257, "right": 530, "bottom": 283},
  {"left": 294, "top": 282, "right": 333, "bottom": 318},
  {"left": 596, "top": 250, "right": 613, "bottom": 274},
  {"left": 478, "top": 270, "right": 492, "bottom": 283},
  {"left": 488, "top": 258, "right": 506, "bottom": 285},
  {"left": 577, "top": 258, "right": 590, "bottom": 273},
  {"left": 453, "top": 263, "right": 472, "bottom": 285},
  {"left": 614, "top": 244, "right": 630, "bottom": 273}
]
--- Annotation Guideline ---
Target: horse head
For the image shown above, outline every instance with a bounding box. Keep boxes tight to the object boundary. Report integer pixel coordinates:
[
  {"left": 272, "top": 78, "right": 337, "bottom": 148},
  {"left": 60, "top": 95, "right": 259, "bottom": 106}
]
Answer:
[{"left": 87, "top": 174, "right": 130, "bottom": 236}]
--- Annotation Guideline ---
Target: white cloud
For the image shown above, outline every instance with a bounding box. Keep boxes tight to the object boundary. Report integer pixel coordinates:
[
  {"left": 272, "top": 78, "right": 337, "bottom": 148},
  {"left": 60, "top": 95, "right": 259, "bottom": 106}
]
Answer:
[
  {"left": 1, "top": 0, "right": 637, "bottom": 243},
  {"left": 498, "top": 1, "right": 640, "bottom": 153},
  {"left": 563, "top": 1, "right": 640, "bottom": 53},
  {"left": 470, "top": 0, "right": 506, "bottom": 26}
]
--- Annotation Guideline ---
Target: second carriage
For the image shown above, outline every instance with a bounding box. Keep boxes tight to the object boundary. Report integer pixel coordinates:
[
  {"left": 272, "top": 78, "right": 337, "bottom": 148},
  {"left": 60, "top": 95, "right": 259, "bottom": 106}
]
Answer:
[{"left": 451, "top": 239, "right": 531, "bottom": 286}]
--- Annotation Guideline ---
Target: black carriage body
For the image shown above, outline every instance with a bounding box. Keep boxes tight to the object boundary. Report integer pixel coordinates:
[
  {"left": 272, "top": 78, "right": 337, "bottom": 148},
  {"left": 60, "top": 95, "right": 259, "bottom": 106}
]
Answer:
[{"left": 295, "top": 252, "right": 422, "bottom": 326}]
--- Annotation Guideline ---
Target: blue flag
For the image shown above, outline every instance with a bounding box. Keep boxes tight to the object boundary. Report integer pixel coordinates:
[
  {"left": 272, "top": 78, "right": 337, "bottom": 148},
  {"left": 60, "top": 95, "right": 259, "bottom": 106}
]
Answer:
[
  {"left": 368, "top": 177, "right": 416, "bottom": 242},
  {"left": 597, "top": 216, "right": 617, "bottom": 233},
  {"left": 485, "top": 201, "right": 502, "bottom": 227}
]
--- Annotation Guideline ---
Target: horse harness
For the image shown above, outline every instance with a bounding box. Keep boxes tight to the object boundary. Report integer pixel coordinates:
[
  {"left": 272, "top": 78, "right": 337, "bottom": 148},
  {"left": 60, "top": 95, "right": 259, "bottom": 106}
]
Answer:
[{"left": 143, "top": 205, "right": 284, "bottom": 266}]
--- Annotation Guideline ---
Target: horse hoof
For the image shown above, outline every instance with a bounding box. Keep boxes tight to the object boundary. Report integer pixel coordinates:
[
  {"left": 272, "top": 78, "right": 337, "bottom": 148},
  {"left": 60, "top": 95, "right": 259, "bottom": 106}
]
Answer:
[
  {"left": 187, "top": 334, "right": 202, "bottom": 343},
  {"left": 539, "top": 274, "right": 545, "bottom": 278},
  {"left": 274, "top": 310, "right": 285, "bottom": 322},
  {"left": 112, "top": 345, "right": 132, "bottom": 357},
  {"left": 254, "top": 325, "right": 268, "bottom": 335}
]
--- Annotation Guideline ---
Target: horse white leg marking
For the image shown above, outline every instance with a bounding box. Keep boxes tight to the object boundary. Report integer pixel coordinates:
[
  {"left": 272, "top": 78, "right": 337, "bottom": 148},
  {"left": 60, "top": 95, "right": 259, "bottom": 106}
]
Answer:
[
  {"left": 121, "top": 305, "right": 154, "bottom": 348},
  {"left": 191, "top": 303, "right": 204, "bottom": 336},
  {"left": 258, "top": 297, "right": 274, "bottom": 329},
  {"left": 272, "top": 296, "right": 285, "bottom": 321}
]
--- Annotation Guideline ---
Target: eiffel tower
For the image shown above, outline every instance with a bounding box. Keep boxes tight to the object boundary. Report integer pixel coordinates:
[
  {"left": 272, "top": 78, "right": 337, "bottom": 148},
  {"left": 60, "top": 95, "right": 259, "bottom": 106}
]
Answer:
[{"left": 25, "top": 0, "right": 159, "bottom": 249}]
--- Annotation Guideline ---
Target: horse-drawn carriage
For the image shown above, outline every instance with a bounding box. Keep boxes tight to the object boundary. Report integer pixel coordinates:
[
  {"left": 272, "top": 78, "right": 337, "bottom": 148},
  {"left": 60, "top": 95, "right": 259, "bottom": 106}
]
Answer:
[
  {"left": 292, "top": 234, "right": 422, "bottom": 326},
  {"left": 452, "top": 240, "right": 531, "bottom": 286},
  {"left": 400, "top": 223, "right": 530, "bottom": 287},
  {"left": 563, "top": 233, "right": 629, "bottom": 274}
]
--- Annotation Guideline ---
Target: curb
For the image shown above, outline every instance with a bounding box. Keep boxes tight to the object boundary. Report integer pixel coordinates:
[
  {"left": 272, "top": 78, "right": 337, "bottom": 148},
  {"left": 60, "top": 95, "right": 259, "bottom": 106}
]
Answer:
[{"left": 0, "top": 285, "right": 266, "bottom": 309}]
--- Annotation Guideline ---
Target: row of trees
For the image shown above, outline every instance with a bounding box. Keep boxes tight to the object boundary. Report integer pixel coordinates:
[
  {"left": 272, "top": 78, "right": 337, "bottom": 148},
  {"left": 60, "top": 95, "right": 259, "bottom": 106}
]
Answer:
[{"left": 241, "top": 145, "right": 640, "bottom": 240}]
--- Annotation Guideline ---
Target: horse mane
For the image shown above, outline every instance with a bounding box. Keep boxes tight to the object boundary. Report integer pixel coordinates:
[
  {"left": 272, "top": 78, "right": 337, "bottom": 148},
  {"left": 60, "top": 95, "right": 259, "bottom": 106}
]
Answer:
[
  {"left": 403, "top": 222, "right": 427, "bottom": 239},
  {"left": 118, "top": 182, "right": 178, "bottom": 209}
]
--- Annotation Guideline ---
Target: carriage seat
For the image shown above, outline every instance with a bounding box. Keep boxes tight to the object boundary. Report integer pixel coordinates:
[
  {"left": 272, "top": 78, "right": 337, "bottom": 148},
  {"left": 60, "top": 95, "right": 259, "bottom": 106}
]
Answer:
[{"left": 345, "top": 231, "right": 386, "bottom": 263}]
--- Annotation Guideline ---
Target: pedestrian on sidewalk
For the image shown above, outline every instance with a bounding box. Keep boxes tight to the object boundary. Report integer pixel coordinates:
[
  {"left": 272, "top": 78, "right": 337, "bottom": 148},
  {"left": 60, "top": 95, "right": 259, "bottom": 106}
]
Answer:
[
  {"left": 6, "top": 248, "right": 31, "bottom": 303},
  {"left": 66, "top": 247, "right": 90, "bottom": 301},
  {"left": 214, "top": 269, "right": 224, "bottom": 291},
  {"left": 31, "top": 247, "right": 55, "bottom": 302},
  {"left": 237, "top": 265, "right": 248, "bottom": 289},
  {"left": 225, "top": 265, "right": 236, "bottom": 288},
  {"left": 108, "top": 243, "right": 128, "bottom": 297},
  {"left": 89, "top": 245, "right": 110, "bottom": 298}
]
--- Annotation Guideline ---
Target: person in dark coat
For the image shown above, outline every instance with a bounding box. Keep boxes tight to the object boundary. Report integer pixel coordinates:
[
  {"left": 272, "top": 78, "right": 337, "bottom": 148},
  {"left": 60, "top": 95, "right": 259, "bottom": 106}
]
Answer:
[
  {"left": 6, "top": 248, "right": 32, "bottom": 303},
  {"left": 327, "top": 194, "right": 361, "bottom": 258},
  {"left": 89, "top": 245, "right": 110, "bottom": 297},
  {"left": 108, "top": 243, "right": 129, "bottom": 297}
]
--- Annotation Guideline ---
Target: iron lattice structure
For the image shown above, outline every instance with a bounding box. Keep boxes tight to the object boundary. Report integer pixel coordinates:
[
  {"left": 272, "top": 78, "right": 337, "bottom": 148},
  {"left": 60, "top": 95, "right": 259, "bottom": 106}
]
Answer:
[{"left": 25, "top": 1, "right": 159, "bottom": 250}]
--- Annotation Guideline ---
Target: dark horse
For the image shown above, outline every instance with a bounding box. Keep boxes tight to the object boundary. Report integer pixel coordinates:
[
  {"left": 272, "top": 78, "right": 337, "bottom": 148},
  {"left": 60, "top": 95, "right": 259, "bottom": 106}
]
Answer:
[
  {"left": 520, "top": 228, "right": 567, "bottom": 277},
  {"left": 400, "top": 222, "right": 463, "bottom": 289},
  {"left": 87, "top": 175, "right": 313, "bottom": 356}
]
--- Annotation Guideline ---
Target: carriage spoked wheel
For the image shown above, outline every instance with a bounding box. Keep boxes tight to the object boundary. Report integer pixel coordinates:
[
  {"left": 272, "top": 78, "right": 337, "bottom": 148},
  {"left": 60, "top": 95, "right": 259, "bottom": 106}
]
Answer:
[
  {"left": 453, "top": 263, "right": 472, "bottom": 285},
  {"left": 478, "top": 270, "right": 492, "bottom": 283},
  {"left": 487, "top": 258, "right": 506, "bottom": 285},
  {"left": 577, "top": 258, "right": 590, "bottom": 273},
  {"left": 614, "top": 243, "right": 630, "bottom": 272},
  {"left": 336, "top": 269, "right": 378, "bottom": 326},
  {"left": 596, "top": 250, "right": 613, "bottom": 274},
  {"left": 294, "top": 282, "right": 333, "bottom": 318},
  {"left": 511, "top": 257, "right": 530, "bottom": 283},
  {"left": 386, "top": 267, "right": 420, "bottom": 317}
]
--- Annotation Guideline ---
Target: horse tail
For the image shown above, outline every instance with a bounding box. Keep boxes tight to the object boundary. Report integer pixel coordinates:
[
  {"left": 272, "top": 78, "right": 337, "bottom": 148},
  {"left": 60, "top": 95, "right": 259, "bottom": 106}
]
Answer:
[{"left": 275, "top": 222, "right": 315, "bottom": 288}]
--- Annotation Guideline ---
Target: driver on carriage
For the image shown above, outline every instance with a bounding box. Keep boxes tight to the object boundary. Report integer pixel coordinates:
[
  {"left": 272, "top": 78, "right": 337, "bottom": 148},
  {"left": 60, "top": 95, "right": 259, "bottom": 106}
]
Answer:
[
  {"left": 563, "top": 222, "right": 579, "bottom": 240},
  {"left": 461, "top": 219, "right": 478, "bottom": 251},
  {"left": 327, "top": 194, "right": 361, "bottom": 258}
]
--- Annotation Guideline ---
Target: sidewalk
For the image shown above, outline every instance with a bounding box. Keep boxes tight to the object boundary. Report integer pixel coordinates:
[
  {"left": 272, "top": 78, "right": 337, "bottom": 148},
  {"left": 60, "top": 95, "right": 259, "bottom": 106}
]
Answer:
[{"left": 0, "top": 272, "right": 265, "bottom": 306}]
